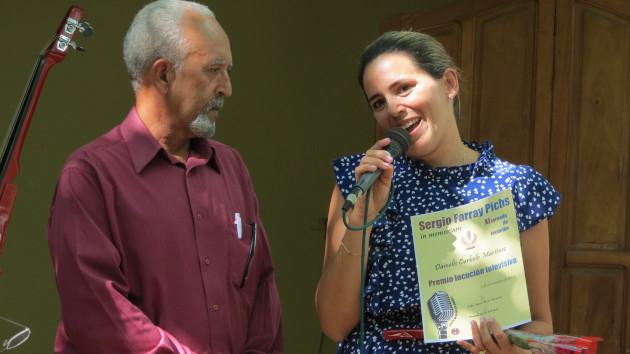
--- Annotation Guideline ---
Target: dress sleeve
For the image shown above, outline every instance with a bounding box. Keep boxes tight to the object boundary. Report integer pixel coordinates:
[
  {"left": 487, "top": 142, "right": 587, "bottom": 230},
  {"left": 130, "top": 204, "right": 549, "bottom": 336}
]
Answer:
[
  {"left": 47, "top": 166, "right": 193, "bottom": 354},
  {"left": 332, "top": 154, "right": 363, "bottom": 198},
  {"left": 511, "top": 166, "right": 562, "bottom": 232}
]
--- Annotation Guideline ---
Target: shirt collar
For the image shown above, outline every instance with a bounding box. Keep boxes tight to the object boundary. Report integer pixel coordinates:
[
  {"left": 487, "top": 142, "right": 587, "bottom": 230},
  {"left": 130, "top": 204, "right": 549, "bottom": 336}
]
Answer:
[
  {"left": 120, "top": 107, "right": 220, "bottom": 174},
  {"left": 188, "top": 137, "right": 220, "bottom": 173}
]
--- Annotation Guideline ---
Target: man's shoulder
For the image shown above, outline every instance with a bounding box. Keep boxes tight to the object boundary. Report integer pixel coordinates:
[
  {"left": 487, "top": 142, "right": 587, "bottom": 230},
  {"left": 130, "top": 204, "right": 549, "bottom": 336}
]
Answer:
[
  {"left": 65, "top": 125, "right": 125, "bottom": 169},
  {"left": 207, "top": 139, "right": 244, "bottom": 161},
  {"left": 207, "top": 138, "right": 238, "bottom": 152}
]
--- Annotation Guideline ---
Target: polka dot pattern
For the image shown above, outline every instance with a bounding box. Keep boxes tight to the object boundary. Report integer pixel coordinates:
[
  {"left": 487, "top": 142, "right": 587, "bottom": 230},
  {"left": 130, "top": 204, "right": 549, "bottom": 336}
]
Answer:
[{"left": 331, "top": 141, "right": 561, "bottom": 353}]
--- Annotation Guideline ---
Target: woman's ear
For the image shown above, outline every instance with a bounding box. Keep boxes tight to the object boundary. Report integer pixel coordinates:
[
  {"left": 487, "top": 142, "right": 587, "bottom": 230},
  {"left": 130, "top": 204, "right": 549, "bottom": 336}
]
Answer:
[{"left": 443, "top": 67, "right": 459, "bottom": 98}]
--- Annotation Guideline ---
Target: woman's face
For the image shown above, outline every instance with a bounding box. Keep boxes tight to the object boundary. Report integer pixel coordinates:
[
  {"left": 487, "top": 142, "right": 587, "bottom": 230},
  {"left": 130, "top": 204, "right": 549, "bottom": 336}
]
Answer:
[{"left": 362, "top": 52, "right": 457, "bottom": 159}]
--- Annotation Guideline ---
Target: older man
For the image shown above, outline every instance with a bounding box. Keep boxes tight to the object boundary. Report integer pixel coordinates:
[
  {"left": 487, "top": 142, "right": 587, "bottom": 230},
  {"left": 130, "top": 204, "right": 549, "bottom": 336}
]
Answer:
[{"left": 47, "top": 1, "right": 283, "bottom": 352}]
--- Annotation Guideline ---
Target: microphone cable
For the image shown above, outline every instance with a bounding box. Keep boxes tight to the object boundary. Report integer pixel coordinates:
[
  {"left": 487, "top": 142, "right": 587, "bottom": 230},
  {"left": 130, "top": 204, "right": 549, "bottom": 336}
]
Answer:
[{"left": 341, "top": 184, "right": 396, "bottom": 354}]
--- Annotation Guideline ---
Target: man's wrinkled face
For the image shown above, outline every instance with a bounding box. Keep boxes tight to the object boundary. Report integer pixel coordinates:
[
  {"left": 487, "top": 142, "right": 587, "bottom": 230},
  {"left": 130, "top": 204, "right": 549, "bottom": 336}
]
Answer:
[{"left": 170, "top": 12, "right": 233, "bottom": 139}]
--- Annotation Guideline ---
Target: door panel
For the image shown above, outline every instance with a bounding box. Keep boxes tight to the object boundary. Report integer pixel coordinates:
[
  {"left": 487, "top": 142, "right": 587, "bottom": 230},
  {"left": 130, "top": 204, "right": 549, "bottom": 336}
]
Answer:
[
  {"left": 563, "top": 266, "right": 626, "bottom": 353},
  {"left": 570, "top": 4, "right": 630, "bottom": 248},
  {"left": 552, "top": 0, "right": 630, "bottom": 351},
  {"left": 472, "top": 2, "right": 537, "bottom": 166}
]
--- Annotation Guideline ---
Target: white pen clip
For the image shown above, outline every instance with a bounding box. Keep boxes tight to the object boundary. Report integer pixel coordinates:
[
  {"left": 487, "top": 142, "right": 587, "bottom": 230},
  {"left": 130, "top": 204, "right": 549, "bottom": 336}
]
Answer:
[{"left": 234, "top": 213, "right": 242, "bottom": 239}]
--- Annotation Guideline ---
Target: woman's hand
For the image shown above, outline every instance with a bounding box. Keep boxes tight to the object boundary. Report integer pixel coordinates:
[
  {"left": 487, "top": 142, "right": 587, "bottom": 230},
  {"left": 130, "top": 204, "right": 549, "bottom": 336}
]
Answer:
[
  {"left": 457, "top": 317, "right": 531, "bottom": 354},
  {"left": 350, "top": 137, "right": 394, "bottom": 221}
]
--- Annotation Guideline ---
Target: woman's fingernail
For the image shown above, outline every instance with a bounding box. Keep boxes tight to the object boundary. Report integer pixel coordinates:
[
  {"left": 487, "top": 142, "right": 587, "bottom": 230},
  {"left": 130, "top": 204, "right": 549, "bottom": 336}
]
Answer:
[{"left": 480, "top": 317, "right": 486, "bottom": 323}]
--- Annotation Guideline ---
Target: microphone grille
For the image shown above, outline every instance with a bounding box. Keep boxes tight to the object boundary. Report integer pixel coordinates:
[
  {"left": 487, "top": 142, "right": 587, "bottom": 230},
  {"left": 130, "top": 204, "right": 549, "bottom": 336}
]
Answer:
[
  {"left": 385, "top": 127, "right": 411, "bottom": 154},
  {"left": 428, "top": 291, "right": 454, "bottom": 322}
]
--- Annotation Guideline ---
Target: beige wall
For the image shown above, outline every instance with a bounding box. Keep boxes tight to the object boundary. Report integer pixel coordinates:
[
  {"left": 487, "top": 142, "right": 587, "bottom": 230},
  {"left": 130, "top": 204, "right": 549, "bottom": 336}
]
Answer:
[{"left": 0, "top": 0, "right": 463, "bottom": 352}]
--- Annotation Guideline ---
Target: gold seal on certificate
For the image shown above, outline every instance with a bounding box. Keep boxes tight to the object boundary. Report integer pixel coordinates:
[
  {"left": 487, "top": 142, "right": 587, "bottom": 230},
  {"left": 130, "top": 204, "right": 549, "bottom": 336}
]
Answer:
[{"left": 411, "top": 189, "right": 530, "bottom": 343}]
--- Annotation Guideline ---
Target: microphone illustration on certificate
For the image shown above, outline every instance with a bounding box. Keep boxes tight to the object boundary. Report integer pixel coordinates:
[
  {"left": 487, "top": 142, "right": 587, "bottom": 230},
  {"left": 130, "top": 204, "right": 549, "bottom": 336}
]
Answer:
[{"left": 427, "top": 291, "right": 455, "bottom": 340}]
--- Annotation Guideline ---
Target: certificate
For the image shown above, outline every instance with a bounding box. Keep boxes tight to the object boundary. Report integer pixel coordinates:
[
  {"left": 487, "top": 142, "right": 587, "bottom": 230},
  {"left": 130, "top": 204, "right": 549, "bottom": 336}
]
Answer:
[{"left": 411, "top": 189, "right": 531, "bottom": 343}]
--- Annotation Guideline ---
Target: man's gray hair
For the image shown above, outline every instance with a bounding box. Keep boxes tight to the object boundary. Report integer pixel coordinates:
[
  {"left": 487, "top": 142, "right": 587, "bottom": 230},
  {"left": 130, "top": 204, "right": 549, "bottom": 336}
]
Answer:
[{"left": 123, "top": 0, "right": 215, "bottom": 92}]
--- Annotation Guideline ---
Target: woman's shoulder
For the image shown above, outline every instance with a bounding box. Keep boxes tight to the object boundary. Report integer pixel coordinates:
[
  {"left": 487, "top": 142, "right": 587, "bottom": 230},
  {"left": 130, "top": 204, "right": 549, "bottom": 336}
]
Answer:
[
  {"left": 332, "top": 152, "right": 363, "bottom": 168},
  {"left": 497, "top": 164, "right": 551, "bottom": 192},
  {"left": 331, "top": 153, "right": 364, "bottom": 196},
  {"left": 332, "top": 152, "right": 364, "bottom": 178},
  {"left": 491, "top": 157, "right": 540, "bottom": 178},
  {"left": 476, "top": 142, "right": 544, "bottom": 181}
]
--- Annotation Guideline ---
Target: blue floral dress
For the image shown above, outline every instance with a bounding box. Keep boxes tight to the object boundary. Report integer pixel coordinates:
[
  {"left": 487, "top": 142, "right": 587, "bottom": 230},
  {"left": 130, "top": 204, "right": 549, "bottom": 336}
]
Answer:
[{"left": 332, "top": 141, "right": 561, "bottom": 353}]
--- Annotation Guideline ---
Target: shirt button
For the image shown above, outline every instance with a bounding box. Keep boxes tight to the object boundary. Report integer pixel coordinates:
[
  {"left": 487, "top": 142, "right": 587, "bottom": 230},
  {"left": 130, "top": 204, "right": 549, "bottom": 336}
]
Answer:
[
  {"left": 204, "top": 258, "right": 210, "bottom": 265},
  {"left": 213, "top": 304, "right": 219, "bottom": 311},
  {"left": 197, "top": 213, "right": 203, "bottom": 220}
]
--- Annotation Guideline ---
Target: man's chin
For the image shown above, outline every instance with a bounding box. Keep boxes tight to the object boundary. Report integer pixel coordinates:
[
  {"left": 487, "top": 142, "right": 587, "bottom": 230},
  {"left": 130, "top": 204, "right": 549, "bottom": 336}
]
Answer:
[
  {"left": 191, "top": 127, "right": 216, "bottom": 139},
  {"left": 190, "top": 116, "right": 216, "bottom": 139}
]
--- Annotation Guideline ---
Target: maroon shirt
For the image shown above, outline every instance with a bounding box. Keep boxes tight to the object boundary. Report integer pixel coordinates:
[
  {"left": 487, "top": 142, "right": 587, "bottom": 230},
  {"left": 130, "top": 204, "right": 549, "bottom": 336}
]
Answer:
[{"left": 47, "top": 108, "right": 283, "bottom": 353}]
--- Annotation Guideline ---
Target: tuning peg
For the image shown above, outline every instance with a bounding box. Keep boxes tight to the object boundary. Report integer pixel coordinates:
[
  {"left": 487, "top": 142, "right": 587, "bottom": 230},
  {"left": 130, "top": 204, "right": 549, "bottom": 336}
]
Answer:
[
  {"left": 56, "top": 35, "right": 86, "bottom": 52},
  {"left": 68, "top": 41, "right": 86, "bottom": 52},
  {"left": 78, "top": 22, "right": 94, "bottom": 37},
  {"left": 64, "top": 19, "right": 94, "bottom": 38}
]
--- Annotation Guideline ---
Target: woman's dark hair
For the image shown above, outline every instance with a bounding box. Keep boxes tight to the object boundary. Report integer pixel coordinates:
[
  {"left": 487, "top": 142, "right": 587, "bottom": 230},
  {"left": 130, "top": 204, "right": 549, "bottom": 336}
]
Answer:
[{"left": 358, "top": 31, "right": 462, "bottom": 115}]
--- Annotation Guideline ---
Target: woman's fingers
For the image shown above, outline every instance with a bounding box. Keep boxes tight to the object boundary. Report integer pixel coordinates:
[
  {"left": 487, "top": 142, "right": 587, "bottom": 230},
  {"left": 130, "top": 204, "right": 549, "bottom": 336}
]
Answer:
[
  {"left": 348, "top": 137, "right": 397, "bottom": 217},
  {"left": 362, "top": 139, "right": 393, "bottom": 164},
  {"left": 479, "top": 317, "right": 502, "bottom": 352},
  {"left": 470, "top": 319, "right": 487, "bottom": 351},
  {"left": 459, "top": 318, "right": 520, "bottom": 353},
  {"left": 370, "top": 137, "right": 391, "bottom": 150},
  {"left": 455, "top": 339, "right": 482, "bottom": 353},
  {"left": 355, "top": 138, "right": 394, "bottom": 180},
  {"left": 486, "top": 317, "right": 512, "bottom": 350}
]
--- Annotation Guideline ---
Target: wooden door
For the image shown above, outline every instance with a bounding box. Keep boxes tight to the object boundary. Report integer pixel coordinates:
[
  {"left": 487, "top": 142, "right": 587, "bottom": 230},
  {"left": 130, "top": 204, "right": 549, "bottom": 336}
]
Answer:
[
  {"left": 550, "top": 0, "right": 630, "bottom": 352},
  {"left": 383, "top": 0, "right": 630, "bottom": 352}
]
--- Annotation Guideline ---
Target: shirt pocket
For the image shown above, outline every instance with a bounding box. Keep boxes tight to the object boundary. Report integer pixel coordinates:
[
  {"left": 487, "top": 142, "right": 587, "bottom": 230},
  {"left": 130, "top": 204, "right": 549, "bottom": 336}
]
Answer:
[{"left": 227, "top": 216, "right": 256, "bottom": 289}]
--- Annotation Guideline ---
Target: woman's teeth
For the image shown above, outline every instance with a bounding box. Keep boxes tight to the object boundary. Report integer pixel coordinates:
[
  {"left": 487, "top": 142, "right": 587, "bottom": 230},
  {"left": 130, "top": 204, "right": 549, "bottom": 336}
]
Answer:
[{"left": 402, "top": 118, "right": 420, "bottom": 130}]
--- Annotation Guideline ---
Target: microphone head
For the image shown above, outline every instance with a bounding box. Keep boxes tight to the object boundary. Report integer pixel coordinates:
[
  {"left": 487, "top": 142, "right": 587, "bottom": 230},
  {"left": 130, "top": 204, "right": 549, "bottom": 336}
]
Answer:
[
  {"left": 385, "top": 127, "right": 411, "bottom": 157},
  {"left": 427, "top": 291, "right": 454, "bottom": 323}
]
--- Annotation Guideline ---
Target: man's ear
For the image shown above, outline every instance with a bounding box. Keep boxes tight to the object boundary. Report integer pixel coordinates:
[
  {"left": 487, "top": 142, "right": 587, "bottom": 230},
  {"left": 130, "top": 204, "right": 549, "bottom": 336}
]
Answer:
[{"left": 150, "top": 58, "right": 174, "bottom": 95}]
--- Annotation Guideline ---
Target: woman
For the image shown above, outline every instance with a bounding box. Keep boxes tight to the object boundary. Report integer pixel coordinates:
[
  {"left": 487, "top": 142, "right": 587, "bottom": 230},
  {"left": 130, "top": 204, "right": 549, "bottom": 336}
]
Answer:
[{"left": 315, "top": 31, "right": 560, "bottom": 353}]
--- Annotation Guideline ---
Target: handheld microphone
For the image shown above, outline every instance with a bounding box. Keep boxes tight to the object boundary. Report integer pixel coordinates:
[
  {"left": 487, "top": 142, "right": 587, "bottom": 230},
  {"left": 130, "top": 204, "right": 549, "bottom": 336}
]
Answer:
[
  {"left": 341, "top": 127, "right": 411, "bottom": 212},
  {"left": 427, "top": 291, "right": 454, "bottom": 339}
]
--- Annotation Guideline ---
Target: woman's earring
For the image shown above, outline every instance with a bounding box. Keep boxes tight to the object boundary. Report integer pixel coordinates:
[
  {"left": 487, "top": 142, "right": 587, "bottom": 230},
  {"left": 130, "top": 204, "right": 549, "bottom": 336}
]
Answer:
[{"left": 448, "top": 93, "right": 454, "bottom": 99}]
